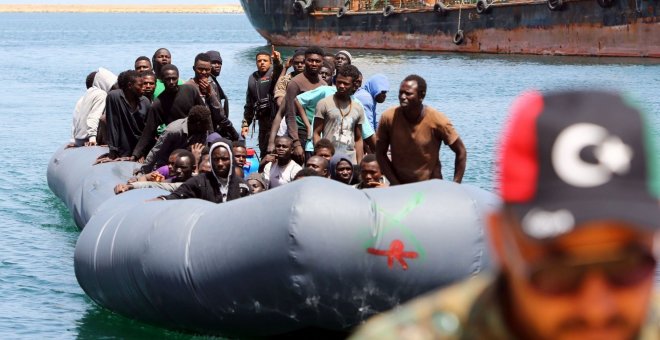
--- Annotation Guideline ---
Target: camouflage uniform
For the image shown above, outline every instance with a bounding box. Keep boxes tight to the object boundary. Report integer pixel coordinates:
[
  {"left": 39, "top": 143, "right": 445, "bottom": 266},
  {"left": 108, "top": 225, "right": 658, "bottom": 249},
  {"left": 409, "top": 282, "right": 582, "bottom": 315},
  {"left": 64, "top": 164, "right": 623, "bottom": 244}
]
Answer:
[{"left": 350, "top": 274, "right": 660, "bottom": 340}]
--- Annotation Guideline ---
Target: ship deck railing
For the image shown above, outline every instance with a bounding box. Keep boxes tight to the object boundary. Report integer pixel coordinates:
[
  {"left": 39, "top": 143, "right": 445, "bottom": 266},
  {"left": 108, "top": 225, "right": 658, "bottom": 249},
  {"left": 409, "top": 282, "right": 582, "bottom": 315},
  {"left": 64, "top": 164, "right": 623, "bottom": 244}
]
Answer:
[{"left": 311, "top": 0, "right": 557, "bottom": 15}]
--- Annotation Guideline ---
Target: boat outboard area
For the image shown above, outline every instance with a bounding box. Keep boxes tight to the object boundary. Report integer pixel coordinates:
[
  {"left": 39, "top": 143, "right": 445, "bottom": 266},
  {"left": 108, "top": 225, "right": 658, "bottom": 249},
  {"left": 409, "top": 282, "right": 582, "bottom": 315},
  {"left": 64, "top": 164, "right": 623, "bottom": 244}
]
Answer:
[{"left": 48, "top": 145, "right": 498, "bottom": 336}]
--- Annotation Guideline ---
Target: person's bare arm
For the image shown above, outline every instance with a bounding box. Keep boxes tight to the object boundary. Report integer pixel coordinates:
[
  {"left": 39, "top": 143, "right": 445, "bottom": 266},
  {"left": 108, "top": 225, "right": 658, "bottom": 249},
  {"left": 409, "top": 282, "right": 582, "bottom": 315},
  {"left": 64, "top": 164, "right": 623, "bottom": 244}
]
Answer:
[
  {"left": 296, "top": 100, "right": 312, "bottom": 137},
  {"left": 354, "top": 124, "right": 364, "bottom": 165},
  {"left": 364, "top": 134, "right": 377, "bottom": 154},
  {"left": 375, "top": 127, "right": 399, "bottom": 185},
  {"left": 313, "top": 117, "right": 324, "bottom": 146},
  {"left": 449, "top": 137, "right": 467, "bottom": 183},
  {"left": 268, "top": 103, "right": 286, "bottom": 153}
]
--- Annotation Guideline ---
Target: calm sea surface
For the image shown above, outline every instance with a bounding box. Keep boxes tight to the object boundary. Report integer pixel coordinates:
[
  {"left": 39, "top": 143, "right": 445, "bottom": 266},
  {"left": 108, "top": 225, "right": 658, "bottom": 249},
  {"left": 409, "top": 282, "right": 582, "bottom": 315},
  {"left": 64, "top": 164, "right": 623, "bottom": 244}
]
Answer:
[{"left": 0, "top": 12, "right": 658, "bottom": 338}]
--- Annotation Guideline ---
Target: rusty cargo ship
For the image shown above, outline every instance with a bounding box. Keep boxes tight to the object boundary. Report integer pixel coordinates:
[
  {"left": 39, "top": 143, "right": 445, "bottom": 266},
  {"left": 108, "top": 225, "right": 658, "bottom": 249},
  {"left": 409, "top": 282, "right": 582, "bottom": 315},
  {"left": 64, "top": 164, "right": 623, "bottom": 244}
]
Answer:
[{"left": 239, "top": 0, "right": 659, "bottom": 57}]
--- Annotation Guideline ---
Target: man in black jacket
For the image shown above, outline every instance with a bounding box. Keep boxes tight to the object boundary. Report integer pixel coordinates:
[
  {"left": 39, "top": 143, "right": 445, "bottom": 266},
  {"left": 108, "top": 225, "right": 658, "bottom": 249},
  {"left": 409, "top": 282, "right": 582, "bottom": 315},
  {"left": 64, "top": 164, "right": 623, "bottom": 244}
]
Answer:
[
  {"left": 159, "top": 139, "right": 249, "bottom": 203},
  {"left": 241, "top": 47, "right": 283, "bottom": 157}
]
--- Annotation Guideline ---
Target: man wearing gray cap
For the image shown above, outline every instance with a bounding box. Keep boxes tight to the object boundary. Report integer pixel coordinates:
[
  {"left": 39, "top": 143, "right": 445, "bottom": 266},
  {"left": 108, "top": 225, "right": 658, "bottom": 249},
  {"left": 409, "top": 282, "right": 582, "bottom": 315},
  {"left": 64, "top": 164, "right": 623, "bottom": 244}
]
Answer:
[
  {"left": 206, "top": 50, "right": 229, "bottom": 118},
  {"left": 352, "top": 90, "right": 660, "bottom": 340}
]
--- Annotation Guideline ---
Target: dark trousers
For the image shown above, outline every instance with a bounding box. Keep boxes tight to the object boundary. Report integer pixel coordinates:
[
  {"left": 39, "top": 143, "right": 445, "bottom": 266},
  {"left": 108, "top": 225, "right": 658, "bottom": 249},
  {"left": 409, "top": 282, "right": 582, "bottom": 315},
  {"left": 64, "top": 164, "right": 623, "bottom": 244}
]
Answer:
[{"left": 257, "top": 115, "right": 273, "bottom": 159}]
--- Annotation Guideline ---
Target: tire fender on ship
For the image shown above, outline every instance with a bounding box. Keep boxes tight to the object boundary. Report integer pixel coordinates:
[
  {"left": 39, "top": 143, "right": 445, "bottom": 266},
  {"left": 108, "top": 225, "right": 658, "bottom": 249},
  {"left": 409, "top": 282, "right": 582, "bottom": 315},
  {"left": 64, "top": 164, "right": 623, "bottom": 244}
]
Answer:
[
  {"left": 383, "top": 5, "right": 395, "bottom": 17},
  {"left": 476, "top": 0, "right": 492, "bottom": 14},
  {"left": 453, "top": 30, "right": 465, "bottom": 45},
  {"left": 293, "top": 0, "right": 314, "bottom": 15},
  {"left": 434, "top": 2, "right": 448, "bottom": 15},
  {"left": 547, "top": 0, "right": 564, "bottom": 11},
  {"left": 337, "top": 6, "right": 347, "bottom": 18}
]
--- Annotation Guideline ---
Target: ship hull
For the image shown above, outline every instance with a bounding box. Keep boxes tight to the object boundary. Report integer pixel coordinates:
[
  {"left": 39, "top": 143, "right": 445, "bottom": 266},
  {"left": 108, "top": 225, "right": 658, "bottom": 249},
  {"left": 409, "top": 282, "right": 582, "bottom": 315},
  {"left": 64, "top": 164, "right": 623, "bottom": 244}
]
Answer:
[{"left": 239, "top": 0, "right": 659, "bottom": 57}]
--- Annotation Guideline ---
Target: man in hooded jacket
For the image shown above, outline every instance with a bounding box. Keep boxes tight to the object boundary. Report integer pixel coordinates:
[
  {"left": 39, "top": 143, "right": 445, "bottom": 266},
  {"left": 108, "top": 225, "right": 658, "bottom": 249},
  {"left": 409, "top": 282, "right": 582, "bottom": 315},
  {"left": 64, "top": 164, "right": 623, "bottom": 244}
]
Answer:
[
  {"left": 70, "top": 67, "right": 117, "bottom": 146},
  {"left": 159, "top": 140, "right": 249, "bottom": 203},
  {"left": 354, "top": 74, "right": 389, "bottom": 131}
]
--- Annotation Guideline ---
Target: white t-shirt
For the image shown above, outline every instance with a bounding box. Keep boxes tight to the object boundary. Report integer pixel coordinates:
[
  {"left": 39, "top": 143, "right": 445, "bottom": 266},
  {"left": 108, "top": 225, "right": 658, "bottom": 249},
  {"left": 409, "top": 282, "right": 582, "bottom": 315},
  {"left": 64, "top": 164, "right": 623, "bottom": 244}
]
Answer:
[{"left": 263, "top": 160, "right": 302, "bottom": 189}]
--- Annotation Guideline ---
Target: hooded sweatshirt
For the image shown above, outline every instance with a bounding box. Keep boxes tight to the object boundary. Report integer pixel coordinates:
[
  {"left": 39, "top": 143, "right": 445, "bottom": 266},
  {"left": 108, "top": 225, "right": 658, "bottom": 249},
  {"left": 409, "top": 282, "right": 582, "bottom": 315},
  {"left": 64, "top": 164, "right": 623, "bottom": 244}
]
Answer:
[
  {"left": 353, "top": 74, "right": 389, "bottom": 131},
  {"left": 329, "top": 153, "right": 355, "bottom": 185},
  {"left": 71, "top": 67, "right": 117, "bottom": 143},
  {"left": 162, "top": 141, "right": 249, "bottom": 203}
]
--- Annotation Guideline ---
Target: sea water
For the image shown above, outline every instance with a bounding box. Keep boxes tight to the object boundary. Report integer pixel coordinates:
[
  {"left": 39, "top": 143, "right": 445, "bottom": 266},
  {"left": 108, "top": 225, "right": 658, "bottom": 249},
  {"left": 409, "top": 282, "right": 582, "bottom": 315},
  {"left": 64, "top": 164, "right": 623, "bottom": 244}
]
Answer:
[{"left": 0, "top": 12, "right": 658, "bottom": 338}]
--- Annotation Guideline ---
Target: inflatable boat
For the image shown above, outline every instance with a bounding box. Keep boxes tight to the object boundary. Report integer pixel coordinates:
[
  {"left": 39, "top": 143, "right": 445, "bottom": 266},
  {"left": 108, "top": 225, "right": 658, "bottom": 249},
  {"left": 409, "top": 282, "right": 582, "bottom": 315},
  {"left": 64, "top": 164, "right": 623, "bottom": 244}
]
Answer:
[{"left": 47, "top": 145, "right": 498, "bottom": 337}]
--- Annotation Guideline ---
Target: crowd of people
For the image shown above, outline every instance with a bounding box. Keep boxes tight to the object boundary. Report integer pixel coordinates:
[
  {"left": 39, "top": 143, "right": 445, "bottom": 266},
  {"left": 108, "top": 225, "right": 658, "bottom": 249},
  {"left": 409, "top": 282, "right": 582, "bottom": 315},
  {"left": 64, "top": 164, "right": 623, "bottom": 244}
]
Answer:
[
  {"left": 70, "top": 46, "right": 467, "bottom": 203},
  {"left": 68, "top": 45, "right": 660, "bottom": 340}
]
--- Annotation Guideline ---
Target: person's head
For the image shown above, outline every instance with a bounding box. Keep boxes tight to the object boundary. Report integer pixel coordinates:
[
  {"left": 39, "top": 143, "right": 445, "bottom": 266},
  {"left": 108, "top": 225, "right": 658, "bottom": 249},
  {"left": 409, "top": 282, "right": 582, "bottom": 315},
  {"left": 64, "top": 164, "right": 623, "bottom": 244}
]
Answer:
[
  {"left": 489, "top": 90, "right": 660, "bottom": 340},
  {"left": 197, "top": 151, "right": 211, "bottom": 173},
  {"left": 117, "top": 70, "right": 143, "bottom": 98},
  {"left": 334, "top": 50, "right": 352, "bottom": 69},
  {"left": 139, "top": 70, "right": 156, "bottom": 99},
  {"left": 134, "top": 56, "right": 152, "bottom": 73},
  {"left": 314, "top": 138, "right": 335, "bottom": 161},
  {"left": 304, "top": 46, "right": 325, "bottom": 76},
  {"left": 85, "top": 71, "right": 97, "bottom": 89},
  {"left": 305, "top": 155, "right": 329, "bottom": 177},
  {"left": 329, "top": 154, "right": 353, "bottom": 184},
  {"left": 319, "top": 61, "right": 334, "bottom": 84},
  {"left": 255, "top": 51, "right": 272, "bottom": 74},
  {"left": 398, "top": 74, "right": 426, "bottom": 111},
  {"left": 166, "top": 149, "right": 183, "bottom": 173},
  {"left": 246, "top": 173, "right": 267, "bottom": 194},
  {"left": 210, "top": 142, "right": 232, "bottom": 179},
  {"left": 187, "top": 105, "right": 212, "bottom": 136},
  {"left": 359, "top": 154, "right": 382, "bottom": 187},
  {"left": 160, "top": 64, "right": 179, "bottom": 92},
  {"left": 232, "top": 141, "right": 247, "bottom": 168},
  {"left": 294, "top": 167, "right": 322, "bottom": 181},
  {"left": 292, "top": 51, "right": 306, "bottom": 74},
  {"left": 171, "top": 149, "right": 195, "bottom": 182},
  {"left": 193, "top": 53, "right": 212, "bottom": 81},
  {"left": 274, "top": 136, "right": 293, "bottom": 165},
  {"left": 152, "top": 48, "right": 171, "bottom": 78},
  {"left": 323, "top": 52, "right": 336, "bottom": 67},
  {"left": 335, "top": 65, "right": 360, "bottom": 99},
  {"left": 206, "top": 50, "right": 223, "bottom": 77},
  {"left": 355, "top": 71, "right": 363, "bottom": 89}
]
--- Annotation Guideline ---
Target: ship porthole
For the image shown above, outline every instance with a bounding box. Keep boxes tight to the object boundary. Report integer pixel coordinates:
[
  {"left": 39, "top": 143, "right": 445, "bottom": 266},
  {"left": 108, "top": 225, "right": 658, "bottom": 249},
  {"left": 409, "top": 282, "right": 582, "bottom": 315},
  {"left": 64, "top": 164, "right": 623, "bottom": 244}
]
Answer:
[
  {"left": 383, "top": 5, "right": 395, "bottom": 17},
  {"left": 453, "top": 30, "right": 465, "bottom": 45}
]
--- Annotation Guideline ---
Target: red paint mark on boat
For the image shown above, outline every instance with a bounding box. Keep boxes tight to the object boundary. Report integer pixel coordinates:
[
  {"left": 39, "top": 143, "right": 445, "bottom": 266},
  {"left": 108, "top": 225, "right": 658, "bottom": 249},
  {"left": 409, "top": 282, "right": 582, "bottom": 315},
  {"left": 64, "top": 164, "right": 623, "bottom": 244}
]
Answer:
[{"left": 367, "top": 240, "right": 419, "bottom": 270}]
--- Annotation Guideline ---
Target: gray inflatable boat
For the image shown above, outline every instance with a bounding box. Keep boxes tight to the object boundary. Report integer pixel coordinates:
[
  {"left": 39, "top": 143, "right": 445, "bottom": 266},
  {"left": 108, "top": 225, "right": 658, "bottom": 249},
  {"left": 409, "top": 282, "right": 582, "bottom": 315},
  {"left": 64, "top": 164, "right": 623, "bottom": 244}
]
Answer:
[{"left": 47, "top": 146, "right": 498, "bottom": 337}]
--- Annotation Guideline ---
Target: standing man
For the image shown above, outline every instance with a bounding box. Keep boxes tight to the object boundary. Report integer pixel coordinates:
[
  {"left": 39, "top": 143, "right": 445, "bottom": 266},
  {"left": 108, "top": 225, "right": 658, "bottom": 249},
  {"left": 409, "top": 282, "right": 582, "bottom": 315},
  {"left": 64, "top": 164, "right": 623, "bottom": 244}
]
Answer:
[
  {"left": 312, "top": 64, "right": 365, "bottom": 165},
  {"left": 241, "top": 47, "right": 283, "bottom": 157},
  {"left": 282, "top": 46, "right": 327, "bottom": 163},
  {"left": 132, "top": 64, "right": 204, "bottom": 161},
  {"left": 333, "top": 50, "right": 352, "bottom": 84},
  {"left": 376, "top": 74, "right": 466, "bottom": 185},
  {"left": 187, "top": 52, "right": 239, "bottom": 141},
  {"left": 352, "top": 90, "right": 660, "bottom": 340},
  {"left": 206, "top": 50, "right": 230, "bottom": 118},
  {"left": 104, "top": 70, "right": 151, "bottom": 160},
  {"left": 354, "top": 74, "right": 389, "bottom": 131},
  {"left": 134, "top": 56, "right": 152, "bottom": 73}
]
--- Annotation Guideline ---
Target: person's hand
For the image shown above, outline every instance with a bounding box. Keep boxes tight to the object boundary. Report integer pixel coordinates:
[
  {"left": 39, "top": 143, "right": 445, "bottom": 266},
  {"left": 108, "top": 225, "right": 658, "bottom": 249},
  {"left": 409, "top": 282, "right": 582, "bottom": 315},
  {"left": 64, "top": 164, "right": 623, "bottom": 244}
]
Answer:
[
  {"left": 146, "top": 171, "right": 165, "bottom": 182},
  {"left": 65, "top": 142, "right": 76, "bottom": 149},
  {"left": 94, "top": 157, "right": 114, "bottom": 165},
  {"left": 127, "top": 177, "right": 138, "bottom": 183},
  {"left": 114, "top": 184, "right": 133, "bottom": 194},
  {"left": 285, "top": 57, "right": 293, "bottom": 69},
  {"left": 241, "top": 126, "right": 249, "bottom": 138},
  {"left": 263, "top": 154, "right": 277, "bottom": 164},
  {"left": 271, "top": 45, "right": 282, "bottom": 64},
  {"left": 198, "top": 78, "right": 210, "bottom": 96},
  {"left": 190, "top": 143, "right": 204, "bottom": 163},
  {"left": 367, "top": 181, "right": 388, "bottom": 188},
  {"left": 293, "top": 145, "right": 305, "bottom": 163},
  {"left": 84, "top": 140, "right": 97, "bottom": 146}
]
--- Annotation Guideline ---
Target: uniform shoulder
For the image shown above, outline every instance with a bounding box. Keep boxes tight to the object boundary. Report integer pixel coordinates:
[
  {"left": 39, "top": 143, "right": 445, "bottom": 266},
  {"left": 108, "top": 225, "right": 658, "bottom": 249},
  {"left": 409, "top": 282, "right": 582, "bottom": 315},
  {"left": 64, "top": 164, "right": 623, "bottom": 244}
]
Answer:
[{"left": 350, "top": 276, "right": 492, "bottom": 340}]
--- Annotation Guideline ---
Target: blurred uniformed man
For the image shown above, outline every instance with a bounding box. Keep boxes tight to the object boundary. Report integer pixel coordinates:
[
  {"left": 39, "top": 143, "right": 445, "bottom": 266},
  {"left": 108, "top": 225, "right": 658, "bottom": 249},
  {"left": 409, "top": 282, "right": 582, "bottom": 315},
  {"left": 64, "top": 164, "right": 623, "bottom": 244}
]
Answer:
[{"left": 351, "top": 90, "right": 660, "bottom": 340}]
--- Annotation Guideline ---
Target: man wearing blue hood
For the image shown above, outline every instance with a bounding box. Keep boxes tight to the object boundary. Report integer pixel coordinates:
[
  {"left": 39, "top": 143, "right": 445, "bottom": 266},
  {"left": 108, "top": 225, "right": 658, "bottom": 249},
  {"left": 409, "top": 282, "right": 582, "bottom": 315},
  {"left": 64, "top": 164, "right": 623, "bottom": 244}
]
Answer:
[
  {"left": 158, "top": 139, "right": 249, "bottom": 203},
  {"left": 354, "top": 74, "right": 389, "bottom": 131}
]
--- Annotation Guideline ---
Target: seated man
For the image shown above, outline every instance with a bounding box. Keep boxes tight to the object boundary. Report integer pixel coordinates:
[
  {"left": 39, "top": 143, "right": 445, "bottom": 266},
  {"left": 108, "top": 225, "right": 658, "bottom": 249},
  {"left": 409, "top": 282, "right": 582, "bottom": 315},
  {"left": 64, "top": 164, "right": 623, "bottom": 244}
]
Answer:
[
  {"left": 329, "top": 154, "right": 355, "bottom": 185},
  {"left": 140, "top": 70, "right": 156, "bottom": 102},
  {"left": 115, "top": 150, "right": 195, "bottom": 194},
  {"left": 158, "top": 140, "right": 249, "bottom": 203},
  {"left": 293, "top": 167, "right": 322, "bottom": 181},
  {"left": 246, "top": 172, "right": 267, "bottom": 194},
  {"left": 354, "top": 154, "right": 388, "bottom": 189},
  {"left": 260, "top": 136, "right": 302, "bottom": 189},
  {"left": 305, "top": 155, "right": 329, "bottom": 178},
  {"left": 314, "top": 138, "right": 335, "bottom": 162},
  {"left": 232, "top": 141, "right": 248, "bottom": 177},
  {"left": 140, "top": 105, "right": 212, "bottom": 173}
]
